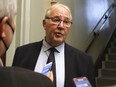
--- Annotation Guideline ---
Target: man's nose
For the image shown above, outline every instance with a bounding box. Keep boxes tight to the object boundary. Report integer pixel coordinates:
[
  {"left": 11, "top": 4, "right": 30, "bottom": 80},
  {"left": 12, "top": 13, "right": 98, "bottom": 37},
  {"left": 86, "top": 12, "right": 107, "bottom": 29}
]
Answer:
[{"left": 58, "top": 21, "right": 65, "bottom": 28}]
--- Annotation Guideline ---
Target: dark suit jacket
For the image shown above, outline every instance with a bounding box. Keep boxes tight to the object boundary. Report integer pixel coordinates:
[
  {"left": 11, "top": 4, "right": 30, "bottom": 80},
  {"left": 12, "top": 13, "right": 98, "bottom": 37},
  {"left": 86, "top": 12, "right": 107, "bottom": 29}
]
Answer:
[
  {"left": 12, "top": 41, "right": 96, "bottom": 87},
  {"left": 0, "top": 66, "right": 53, "bottom": 87}
]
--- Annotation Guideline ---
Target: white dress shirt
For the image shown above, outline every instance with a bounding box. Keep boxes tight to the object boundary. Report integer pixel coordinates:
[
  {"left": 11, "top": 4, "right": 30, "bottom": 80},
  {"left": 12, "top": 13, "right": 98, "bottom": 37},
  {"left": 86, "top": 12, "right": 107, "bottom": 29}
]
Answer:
[{"left": 34, "top": 40, "right": 65, "bottom": 87}]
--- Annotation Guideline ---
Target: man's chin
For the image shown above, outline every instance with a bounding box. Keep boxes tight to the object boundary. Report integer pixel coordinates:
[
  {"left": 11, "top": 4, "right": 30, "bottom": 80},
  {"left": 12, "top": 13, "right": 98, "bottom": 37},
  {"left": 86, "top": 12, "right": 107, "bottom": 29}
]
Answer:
[{"left": 53, "top": 40, "right": 64, "bottom": 46}]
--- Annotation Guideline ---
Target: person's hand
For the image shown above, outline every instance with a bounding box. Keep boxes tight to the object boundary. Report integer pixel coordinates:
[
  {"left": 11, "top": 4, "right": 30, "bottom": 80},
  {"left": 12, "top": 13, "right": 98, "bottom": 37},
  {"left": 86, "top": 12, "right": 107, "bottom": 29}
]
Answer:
[{"left": 47, "top": 71, "right": 54, "bottom": 81}]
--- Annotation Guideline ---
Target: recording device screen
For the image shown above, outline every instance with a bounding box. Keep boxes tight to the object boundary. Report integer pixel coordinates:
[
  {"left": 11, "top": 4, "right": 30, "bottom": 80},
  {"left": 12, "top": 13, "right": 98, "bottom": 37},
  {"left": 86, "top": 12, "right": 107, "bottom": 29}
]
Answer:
[
  {"left": 42, "top": 62, "right": 52, "bottom": 75},
  {"left": 73, "top": 77, "right": 92, "bottom": 87}
]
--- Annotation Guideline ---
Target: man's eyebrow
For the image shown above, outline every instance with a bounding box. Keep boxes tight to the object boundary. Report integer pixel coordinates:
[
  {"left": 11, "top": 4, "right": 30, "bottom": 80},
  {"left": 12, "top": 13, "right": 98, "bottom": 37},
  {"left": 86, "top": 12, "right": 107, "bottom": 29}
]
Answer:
[
  {"left": 52, "top": 16, "right": 60, "bottom": 18},
  {"left": 53, "top": 16, "right": 70, "bottom": 19}
]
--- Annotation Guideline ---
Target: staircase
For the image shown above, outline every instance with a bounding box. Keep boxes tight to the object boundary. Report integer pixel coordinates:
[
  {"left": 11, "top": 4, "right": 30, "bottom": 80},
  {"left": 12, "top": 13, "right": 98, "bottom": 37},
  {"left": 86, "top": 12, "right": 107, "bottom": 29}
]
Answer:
[{"left": 96, "top": 38, "right": 116, "bottom": 87}]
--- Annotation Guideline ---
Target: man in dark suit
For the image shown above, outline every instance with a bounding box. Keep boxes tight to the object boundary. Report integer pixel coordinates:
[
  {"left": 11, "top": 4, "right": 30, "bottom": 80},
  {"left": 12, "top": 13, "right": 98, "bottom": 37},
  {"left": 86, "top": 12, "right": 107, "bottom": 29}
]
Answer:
[
  {"left": 12, "top": 3, "right": 96, "bottom": 87},
  {"left": 0, "top": 67, "right": 53, "bottom": 87},
  {"left": 0, "top": 0, "right": 53, "bottom": 87}
]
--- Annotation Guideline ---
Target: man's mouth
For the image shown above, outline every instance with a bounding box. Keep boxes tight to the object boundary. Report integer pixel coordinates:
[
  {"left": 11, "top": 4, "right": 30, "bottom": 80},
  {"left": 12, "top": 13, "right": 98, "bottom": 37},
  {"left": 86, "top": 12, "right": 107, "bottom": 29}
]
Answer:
[{"left": 55, "top": 32, "right": 63, "bottom": 37}]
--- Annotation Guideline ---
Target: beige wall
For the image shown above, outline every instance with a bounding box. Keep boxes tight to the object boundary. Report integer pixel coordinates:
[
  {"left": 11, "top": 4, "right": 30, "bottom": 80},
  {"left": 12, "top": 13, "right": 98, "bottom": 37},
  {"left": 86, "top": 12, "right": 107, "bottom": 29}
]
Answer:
[{"left": 6, "top": 0, "right": 116, "bottom": 66}]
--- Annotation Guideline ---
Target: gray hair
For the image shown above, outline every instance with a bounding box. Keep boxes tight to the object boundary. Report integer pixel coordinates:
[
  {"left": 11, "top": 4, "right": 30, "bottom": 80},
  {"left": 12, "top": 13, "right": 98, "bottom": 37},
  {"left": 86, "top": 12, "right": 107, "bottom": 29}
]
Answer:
[
  {"left": 0, "top": 0, "right": 17, "bottom": 20},
  {"left": 45, "top": 3, "right": 72, "bottom": 21}
]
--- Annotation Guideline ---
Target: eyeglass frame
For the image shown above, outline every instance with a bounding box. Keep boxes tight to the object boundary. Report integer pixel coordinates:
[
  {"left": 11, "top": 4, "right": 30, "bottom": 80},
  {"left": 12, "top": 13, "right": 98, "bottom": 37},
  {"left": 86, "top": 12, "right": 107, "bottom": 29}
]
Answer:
[
  {"left": 0, "top": 17, "right": 14, "bottom": 33},
  {"left": 45, "top": 16, "right": 72, "bottom": 27},
  {"left": 0, "top": 17, "right": 14, "bottom": 50}
]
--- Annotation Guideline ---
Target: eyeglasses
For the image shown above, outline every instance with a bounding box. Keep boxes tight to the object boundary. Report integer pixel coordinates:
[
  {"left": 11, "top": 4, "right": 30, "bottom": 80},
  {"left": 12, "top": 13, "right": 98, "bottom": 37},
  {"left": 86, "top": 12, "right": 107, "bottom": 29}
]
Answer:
[{"left": 46, "top": 16, "right": 72, "bottom": 27}]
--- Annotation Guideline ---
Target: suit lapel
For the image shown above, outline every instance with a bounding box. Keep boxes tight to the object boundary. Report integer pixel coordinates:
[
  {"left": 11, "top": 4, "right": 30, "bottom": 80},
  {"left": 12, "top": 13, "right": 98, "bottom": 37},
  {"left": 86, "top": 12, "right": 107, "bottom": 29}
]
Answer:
[
  {"left": 64, "top": 43, "right": 80, "bottom": 87},
  {"left": 64, "top": 44, "right": 75, "bottom": 87},
  {"left": 29, "top": 40, "right": 43, "bottom": 70}
]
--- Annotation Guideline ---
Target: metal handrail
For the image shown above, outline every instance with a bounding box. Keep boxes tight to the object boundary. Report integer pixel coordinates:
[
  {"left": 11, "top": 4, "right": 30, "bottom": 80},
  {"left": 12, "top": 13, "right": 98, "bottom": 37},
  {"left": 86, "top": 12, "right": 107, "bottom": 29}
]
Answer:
[
  {"left": 94, "top": 3, "right": 115, "bottom": 36},
  {"left": 85, "top": 3, "right": 115, "bottom": 53}
]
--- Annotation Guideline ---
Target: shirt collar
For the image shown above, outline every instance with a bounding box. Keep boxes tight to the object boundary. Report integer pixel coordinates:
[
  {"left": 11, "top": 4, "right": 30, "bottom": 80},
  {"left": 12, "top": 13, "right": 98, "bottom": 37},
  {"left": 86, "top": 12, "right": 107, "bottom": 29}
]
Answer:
[{"left": 42, "top": 39, "right": 64, "bottom": 53}]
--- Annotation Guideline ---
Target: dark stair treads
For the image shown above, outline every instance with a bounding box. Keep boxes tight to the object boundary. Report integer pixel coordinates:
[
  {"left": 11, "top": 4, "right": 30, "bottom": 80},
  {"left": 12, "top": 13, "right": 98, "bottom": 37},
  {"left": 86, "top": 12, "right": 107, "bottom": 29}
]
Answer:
[
  {"left": 96, "top": 30, "right": 116, "bottom": 87},
  {"left": 96, "top": 78, "right": 116, "bottom": 86},
  {"left": 98, "top": 69, "right": 116, "bottom": 78},
  {"left": 108, "top": 47, "right": 116, "bottom": 53},
  {"left": 106, "top": 54, "right": 116, "bottom": 61},
  {"left": 102, "top": 61, "right": 116, "bottom": 69},
  {"left": 111, "top": 42, "right": 116, "bottom": 47}
]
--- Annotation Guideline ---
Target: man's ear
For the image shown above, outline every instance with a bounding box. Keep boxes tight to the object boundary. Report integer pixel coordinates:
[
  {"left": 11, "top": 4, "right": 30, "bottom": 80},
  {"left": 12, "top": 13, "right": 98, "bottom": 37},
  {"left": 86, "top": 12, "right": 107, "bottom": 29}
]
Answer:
[
  {"left": 0, "top": 16, "right": 8, "bottom": 28},
  {"left": 0, "top": 16, "right": 8, "bottom": 36},
  {"left": 1, "top": 16, "right": 9, "bottom": 25},
  {"left": 43, "top": 19, "right": 46, "bottom": 26}
]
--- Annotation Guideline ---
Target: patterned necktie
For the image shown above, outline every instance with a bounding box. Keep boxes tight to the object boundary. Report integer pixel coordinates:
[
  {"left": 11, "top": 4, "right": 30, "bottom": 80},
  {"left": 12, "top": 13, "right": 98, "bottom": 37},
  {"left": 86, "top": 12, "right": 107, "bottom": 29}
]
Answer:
[{"left": 47, "top": 47, "right": 57, "bottom": 87}]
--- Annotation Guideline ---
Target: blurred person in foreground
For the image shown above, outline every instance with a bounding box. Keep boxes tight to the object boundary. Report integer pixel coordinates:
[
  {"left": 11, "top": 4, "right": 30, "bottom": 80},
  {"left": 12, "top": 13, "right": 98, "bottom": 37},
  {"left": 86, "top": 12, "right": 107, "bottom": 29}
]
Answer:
[
  {"left": 12, "top": 3, "right": 96, "bottom": 87},
  {"left": 0, "top": 0, "right": 53, "bottom": 87}
]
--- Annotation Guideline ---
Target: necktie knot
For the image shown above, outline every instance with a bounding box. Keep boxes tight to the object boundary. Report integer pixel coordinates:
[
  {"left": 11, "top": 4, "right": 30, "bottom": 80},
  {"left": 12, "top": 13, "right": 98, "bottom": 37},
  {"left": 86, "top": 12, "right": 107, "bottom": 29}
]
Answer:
[
  {"left": 49, "top": 47, "right": 57, "bottom": 53},
  {"left": 47, "top": 47, "right": 56, "bottom": 63}
]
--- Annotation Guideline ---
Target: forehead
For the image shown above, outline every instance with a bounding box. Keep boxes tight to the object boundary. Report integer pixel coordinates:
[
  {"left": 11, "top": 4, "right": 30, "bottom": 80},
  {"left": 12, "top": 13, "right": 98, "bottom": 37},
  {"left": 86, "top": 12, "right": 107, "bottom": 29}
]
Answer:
[{"left": 48, "top": 7, "right": 70, "bottom": 19}]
